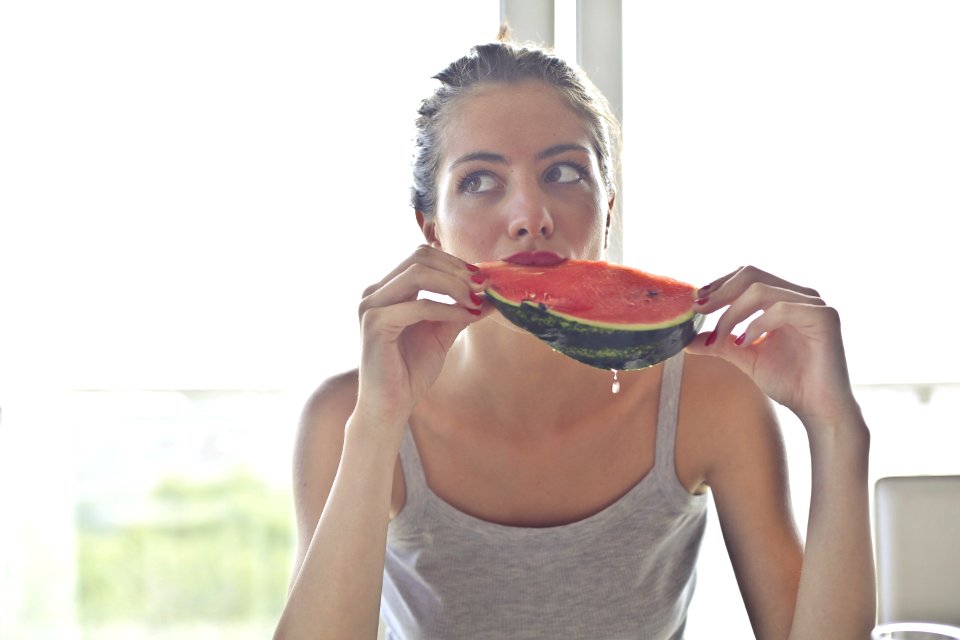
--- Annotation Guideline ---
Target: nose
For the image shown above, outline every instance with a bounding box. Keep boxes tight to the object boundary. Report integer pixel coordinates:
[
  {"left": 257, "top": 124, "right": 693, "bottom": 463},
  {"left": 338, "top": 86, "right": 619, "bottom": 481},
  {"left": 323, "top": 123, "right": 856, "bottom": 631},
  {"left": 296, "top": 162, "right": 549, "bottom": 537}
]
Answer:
[
  {"left": 506, "top": 184, "right": 554, "bottom": 239},
  {"left": 509, "top": 218, "right": 553, "bottom": 238}
]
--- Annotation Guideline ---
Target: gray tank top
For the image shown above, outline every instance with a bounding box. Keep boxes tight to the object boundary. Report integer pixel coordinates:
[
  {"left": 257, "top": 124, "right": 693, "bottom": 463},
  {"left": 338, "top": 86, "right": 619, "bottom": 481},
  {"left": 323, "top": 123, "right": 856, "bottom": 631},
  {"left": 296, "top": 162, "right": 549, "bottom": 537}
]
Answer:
[{"left": 382, "top": 353, "right": 707, "bottom": 640}]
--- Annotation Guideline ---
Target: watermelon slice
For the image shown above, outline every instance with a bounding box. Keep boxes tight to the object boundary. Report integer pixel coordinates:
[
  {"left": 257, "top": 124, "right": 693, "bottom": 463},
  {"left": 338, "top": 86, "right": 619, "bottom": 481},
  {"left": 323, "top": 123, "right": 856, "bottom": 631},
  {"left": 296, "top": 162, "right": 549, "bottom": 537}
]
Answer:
[{"left": 478, "top": 259, "right": 704, "bottom": 370}]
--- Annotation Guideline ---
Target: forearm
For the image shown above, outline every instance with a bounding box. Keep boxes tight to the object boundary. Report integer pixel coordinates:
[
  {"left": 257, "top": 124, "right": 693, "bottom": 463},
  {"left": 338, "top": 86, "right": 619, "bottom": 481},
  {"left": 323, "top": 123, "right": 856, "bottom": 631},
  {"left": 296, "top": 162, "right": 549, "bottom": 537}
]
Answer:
[
  {"left": 274, "top": 412, "right": 403, "bottom": 640},
  {"left": 789, "top": 407, "right": 876, "bottom": 639}
]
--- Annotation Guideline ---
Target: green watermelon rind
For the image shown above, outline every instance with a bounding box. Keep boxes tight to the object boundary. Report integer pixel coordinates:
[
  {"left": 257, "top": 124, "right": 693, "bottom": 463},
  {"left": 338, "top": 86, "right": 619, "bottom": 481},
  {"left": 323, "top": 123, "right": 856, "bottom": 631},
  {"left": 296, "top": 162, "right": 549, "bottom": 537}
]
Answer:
[
  {"left": 486, "top": 290, "right": 705, "bottom": 371},
  {"left": 485, "top": 288, "right": 698, "bottom": 331}
]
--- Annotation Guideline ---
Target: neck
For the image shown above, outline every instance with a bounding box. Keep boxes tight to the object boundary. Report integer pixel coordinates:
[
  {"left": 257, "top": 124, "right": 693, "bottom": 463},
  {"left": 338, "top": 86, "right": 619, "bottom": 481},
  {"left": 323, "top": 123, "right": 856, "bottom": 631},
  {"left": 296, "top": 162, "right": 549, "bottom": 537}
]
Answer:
[{"left": 425, "top": 317, "right": 645, "bottom": 435}]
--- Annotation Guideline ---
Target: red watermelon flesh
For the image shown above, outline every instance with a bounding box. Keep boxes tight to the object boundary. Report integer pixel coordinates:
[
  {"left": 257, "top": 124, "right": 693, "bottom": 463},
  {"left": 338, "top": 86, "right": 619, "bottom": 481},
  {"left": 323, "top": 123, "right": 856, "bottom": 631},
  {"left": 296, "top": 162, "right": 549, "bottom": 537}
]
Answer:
[{"left": 478, "top": 259, "right": 698, "bottom": 330}]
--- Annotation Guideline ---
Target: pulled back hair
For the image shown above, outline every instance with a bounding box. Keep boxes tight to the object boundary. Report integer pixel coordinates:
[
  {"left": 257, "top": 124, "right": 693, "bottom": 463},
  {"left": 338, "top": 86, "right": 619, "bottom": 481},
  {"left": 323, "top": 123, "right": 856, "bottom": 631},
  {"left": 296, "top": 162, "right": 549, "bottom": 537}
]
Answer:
[{"left": 411, "top": 36, "right": 623, "bottom": 225}]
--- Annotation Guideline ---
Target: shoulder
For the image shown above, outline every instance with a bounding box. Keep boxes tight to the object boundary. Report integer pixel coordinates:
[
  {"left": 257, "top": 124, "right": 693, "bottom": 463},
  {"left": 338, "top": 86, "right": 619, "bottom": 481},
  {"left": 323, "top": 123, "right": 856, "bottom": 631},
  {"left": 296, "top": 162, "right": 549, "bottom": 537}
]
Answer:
[
  {"left": 679, "top": 355, "right": 803, "bottom": 628},
  {"left": 293, "top": 369, "right": 360, "bottom": 478},
  {"left": 300, "top": 368, "right": 359, "bottom": 431},
  {"left": 291, "top": 369, "right": 359, "bottom": 525},
  {"left": 283, "top": 369, "right": 365, "bottom": 587},
  {"left": 683, "top": 354, "right": 773, "bottom": 423},
  {"left": 678, "top": 353, "right": 782, "bottom": 480}
]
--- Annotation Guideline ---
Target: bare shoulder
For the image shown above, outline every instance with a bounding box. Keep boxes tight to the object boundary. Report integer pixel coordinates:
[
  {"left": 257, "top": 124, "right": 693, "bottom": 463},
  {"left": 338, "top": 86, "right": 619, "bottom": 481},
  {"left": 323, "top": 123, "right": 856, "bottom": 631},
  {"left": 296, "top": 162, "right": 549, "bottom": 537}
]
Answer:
[
  {"left": 679, "top": 357, "right": 803, "bottom": 632},
  {"left": 290, "top": 370, "right": 359, "bottom": 544},
  {"left": 294, "top": 368, "right": 360, "bottom": 485},
  {"left": 678, "top": 353, "right": 783, "bottom": 480},
  {"left": 683, "top": 354, "right": 769, "bottom": 410},
  {"left": 681, "top": 352, "right": 774, "bottom": 419},
  {"left": 299, "top": 368, "right": 359, "bottom": 434}
]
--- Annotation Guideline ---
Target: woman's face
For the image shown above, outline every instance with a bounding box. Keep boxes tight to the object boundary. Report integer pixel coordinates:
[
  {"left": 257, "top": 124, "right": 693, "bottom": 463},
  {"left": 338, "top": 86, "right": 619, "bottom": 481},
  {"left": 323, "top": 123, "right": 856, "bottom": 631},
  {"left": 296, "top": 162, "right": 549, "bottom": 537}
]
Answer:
[{"left": 424, "top": 80, "right": 612, "bottom": 265}]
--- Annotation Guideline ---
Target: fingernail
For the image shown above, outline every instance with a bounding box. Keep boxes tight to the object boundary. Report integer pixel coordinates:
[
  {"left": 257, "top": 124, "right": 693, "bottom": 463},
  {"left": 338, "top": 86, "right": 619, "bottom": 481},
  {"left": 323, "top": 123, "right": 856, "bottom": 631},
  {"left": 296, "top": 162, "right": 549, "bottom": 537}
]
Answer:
[
  {"left": 467, "top": 307, "right": 482, "bottom": 315},
  {"left": 695, "top": 297, "right": 709, "bottom": 305},
  {"left": 697, "top": 286, "right": 711, "bottom": 297},
  {"left": 734, "top": 333, "right": 746, "bottom": 346},
  {"left": 471, "top": 274, "right": 486, "bottom": 285},
  {"left": 466, "top": 263, "right": 480, "bottom": 272},
  {"left": 705, "top": 330, "right": 718, "bottom": 347},
  {"left": 470, "top": 292, "right": 483, "bottom": 306}
]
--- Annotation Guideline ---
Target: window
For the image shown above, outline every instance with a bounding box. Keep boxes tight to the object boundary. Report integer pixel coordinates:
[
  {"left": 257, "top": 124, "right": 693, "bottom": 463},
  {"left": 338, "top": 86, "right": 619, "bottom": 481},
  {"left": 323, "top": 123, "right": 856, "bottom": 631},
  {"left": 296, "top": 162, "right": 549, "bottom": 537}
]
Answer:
[
  {"left": 621, "top": 3, "right": 960, "bottom": 635},
  {"left": 0, "top": 2, "right": 498, "bottom": 638},
  {"left": 622, "top": 1, "right": 960, "bottom": 386}
]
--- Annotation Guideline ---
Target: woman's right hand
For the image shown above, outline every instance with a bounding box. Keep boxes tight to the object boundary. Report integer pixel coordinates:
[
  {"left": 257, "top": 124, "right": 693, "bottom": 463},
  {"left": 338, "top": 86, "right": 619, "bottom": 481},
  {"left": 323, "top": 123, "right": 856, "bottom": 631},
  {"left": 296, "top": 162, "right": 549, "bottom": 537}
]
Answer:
[{"left": 354, "top": 245, "right": 491, "bottom": 430}]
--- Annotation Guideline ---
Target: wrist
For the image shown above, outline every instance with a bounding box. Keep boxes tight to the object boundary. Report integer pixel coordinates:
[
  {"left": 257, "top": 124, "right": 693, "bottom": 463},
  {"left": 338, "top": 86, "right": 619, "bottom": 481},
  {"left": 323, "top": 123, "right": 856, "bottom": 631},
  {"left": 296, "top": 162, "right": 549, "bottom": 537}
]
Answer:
[
  {"left": 344, "top": 402, "right": 409, "bottom": 456},
  {"left": 804, "top": 401, "right": 871, "bottom": 465},
  {"left": 799, "top": 390, "right": 867, "bottom": 435}
]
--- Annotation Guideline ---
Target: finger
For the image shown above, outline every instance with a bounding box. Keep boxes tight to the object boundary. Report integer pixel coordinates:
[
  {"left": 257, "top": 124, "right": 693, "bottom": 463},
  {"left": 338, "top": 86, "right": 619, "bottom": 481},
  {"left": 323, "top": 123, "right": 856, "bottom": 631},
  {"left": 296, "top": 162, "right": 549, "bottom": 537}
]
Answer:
[
  {"left": 363, "top": 261, "right": 482, "bottom": 309},
  {"left": 697, "top": 266, "right": 743, "bottom": 299},
  {"left": 359, "top": 259, "right": 484, "bottom": 322},
  {"left": 360, "top": 297, "right": 488, "bottom": 341},
  {"left": 707, "top": 282, "right": 825, "bottom": 344},
  {"left": 686, "top": 329, "right": 745, "bottom": 355},
  {"left": 697, "top": 265, "right": 820, "bottom": 311},
  {"left": 734, "top": 300, "right": 841, "bottom": 348},
  {"left": 362, "top": 244, "right": 479, "bottom": 299}
]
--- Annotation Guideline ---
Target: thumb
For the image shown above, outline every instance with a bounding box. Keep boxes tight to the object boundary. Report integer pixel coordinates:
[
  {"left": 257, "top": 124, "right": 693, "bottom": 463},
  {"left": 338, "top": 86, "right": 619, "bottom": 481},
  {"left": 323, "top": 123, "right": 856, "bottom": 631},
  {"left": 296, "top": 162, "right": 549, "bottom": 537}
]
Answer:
[{"left": 684, "top": 330, "right": 758, "bottom": 376}]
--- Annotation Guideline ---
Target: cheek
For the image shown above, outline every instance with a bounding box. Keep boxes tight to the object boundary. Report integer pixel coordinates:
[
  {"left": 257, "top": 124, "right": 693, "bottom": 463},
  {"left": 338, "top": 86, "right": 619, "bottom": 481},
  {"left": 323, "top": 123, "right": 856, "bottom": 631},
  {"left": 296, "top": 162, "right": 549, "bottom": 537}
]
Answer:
[
  {"left": 434, "top": 212, "right": 498, "bottom": 257},
  {"left": 569, "top": 202, "right": 609, "bottom": 258},
  {"left": 450, "top": 220, "right": 498, "bottom": 247},
  {"left": 570, "top": 192, "right": 608, "bottom": 232}
]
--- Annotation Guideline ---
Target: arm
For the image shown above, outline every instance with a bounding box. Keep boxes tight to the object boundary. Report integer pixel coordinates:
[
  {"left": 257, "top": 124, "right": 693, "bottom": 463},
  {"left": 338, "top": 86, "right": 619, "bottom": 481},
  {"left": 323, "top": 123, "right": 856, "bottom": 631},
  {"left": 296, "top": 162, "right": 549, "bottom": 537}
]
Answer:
[
  {"left": 791, "top": 405, "right": 872, "bottom": 640},
  {"left": 274, "top": 374, "right": 399, "bottom": 640},
  {"left": 685, "top": 358, "right": 803, "bottom": 638},
  {"left": 273, "top": 246, "right": 490, "bottom": 640},
  {"left": 686, "top": 266, "right": 876, "bottom": 640}
]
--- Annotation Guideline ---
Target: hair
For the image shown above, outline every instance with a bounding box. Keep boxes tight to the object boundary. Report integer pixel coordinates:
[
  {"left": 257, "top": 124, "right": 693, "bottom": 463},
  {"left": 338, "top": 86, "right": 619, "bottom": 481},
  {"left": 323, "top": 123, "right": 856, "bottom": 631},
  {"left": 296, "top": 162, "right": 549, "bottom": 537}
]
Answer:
[{"left": 410, "top": 32, "right": 623, "bottom": 229}]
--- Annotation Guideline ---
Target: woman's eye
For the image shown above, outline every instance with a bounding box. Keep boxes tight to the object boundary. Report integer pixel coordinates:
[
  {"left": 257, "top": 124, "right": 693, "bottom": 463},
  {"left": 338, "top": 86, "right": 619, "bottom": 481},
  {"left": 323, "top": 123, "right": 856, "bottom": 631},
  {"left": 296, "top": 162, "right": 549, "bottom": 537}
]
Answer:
[
  {"left": 460, "top": 172, "right": 498, "bottom": 193},
  {"left": 545, "top": 163, "right": 584, "bottom": 184}
]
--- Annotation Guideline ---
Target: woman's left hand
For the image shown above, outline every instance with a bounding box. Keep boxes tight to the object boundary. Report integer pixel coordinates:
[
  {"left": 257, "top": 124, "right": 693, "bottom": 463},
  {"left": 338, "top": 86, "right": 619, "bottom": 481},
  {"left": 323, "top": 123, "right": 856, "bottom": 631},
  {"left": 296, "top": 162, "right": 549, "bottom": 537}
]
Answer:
[{"left": 684, "top": 265, "right": 859, "bottom": 428}]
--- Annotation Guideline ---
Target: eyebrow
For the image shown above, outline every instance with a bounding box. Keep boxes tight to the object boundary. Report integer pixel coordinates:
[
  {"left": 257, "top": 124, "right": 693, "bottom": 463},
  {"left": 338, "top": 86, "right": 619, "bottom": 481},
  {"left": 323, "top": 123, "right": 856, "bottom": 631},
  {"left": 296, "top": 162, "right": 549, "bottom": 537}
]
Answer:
[
  {"left": 536, "top": 143, "right": 591, "bottom": 160},
  {"left": 449, "top": 151, "right": 506, "bottom": 169},
  {"left": 448, "top": 143, "right": 591, "bottom": 170}
]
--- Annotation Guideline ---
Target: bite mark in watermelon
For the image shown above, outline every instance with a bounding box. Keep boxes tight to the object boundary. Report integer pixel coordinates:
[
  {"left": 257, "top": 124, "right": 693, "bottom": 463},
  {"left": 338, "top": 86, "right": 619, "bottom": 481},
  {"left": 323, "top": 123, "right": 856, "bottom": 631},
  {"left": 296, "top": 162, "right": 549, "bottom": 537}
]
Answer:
[{"left": 478, "top": 259, "right": 704, "bottom": 370}]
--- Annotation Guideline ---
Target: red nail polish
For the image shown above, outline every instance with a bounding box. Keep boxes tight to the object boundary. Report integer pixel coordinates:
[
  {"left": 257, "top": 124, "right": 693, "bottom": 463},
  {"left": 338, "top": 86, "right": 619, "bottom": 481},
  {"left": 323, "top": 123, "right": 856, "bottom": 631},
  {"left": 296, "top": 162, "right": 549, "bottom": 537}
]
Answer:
[
  {"left": 470, "top": 292, "right": 483, "bottom": 306},
  {"left": 466, "top": 263, "right": 480, "bottom": 272},
  {"left": 695, "top": 297, "right": 709, "bottom": 305},
  {"left": 734, "top": 333, "right": 746, "bottom": 346},
  {"left": 467, "top": 307, "right": 482, "bottom": 315},
  {"left": 705, "top": 330, "right": 717, "bottom": 347},
  {"left": 471, "top": 274, "right": 486, "bottom": 285}
]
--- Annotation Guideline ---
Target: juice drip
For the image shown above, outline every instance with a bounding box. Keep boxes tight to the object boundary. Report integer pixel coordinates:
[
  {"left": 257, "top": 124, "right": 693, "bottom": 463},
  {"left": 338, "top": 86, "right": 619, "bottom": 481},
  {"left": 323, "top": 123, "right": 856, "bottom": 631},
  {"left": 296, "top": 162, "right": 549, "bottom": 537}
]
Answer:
[{"left": 611, "top": 369, "right": 620, "bottom": 394}]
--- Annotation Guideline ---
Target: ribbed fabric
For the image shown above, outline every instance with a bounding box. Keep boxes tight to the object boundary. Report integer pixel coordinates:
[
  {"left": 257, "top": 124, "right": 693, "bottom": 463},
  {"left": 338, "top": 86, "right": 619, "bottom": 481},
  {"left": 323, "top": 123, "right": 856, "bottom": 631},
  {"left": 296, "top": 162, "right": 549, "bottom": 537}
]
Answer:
[{"left": 381, "top": 353, "right": 707, "bottom": 640}]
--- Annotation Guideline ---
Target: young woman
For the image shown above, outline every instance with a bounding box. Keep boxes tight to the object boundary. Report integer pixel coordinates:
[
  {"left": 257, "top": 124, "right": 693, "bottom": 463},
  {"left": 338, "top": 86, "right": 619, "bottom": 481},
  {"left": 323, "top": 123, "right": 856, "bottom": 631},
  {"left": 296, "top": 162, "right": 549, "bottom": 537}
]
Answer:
[{"left": 274, "top": 39, "right": 875, "bottom": 640}]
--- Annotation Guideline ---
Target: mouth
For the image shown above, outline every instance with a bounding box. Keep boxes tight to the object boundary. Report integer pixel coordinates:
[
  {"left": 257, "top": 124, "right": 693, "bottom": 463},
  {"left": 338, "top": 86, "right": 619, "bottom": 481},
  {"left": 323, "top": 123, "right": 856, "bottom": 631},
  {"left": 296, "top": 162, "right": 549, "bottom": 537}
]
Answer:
[{"left": 501, "top": 251, "right": 567, "bottom": 266}]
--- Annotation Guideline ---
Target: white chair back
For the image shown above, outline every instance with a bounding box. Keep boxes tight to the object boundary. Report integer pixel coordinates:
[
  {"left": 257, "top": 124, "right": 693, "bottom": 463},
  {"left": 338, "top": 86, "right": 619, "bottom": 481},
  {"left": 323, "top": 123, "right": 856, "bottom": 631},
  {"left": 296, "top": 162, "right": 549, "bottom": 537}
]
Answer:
[{"left": 873, "top": 475, "right": 960, "bottom": 639}]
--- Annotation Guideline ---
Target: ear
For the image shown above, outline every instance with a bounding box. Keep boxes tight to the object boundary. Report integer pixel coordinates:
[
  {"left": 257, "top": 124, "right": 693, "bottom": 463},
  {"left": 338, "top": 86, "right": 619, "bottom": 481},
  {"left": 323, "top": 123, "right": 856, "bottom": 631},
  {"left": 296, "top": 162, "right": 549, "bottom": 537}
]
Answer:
[
  {"left": 604, "top": 193, "right": 615, "bottom": 249},
  {"left": 416, "top": 210, "right": 442, "bottom": 248}
]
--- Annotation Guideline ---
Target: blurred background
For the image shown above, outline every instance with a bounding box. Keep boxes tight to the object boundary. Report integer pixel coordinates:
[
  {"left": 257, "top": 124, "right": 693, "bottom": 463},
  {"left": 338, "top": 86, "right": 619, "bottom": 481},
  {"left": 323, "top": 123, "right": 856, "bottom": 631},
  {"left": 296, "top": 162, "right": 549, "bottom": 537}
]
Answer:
[{"left": 1, "top": 1, "right": 957, "bottom": 638}]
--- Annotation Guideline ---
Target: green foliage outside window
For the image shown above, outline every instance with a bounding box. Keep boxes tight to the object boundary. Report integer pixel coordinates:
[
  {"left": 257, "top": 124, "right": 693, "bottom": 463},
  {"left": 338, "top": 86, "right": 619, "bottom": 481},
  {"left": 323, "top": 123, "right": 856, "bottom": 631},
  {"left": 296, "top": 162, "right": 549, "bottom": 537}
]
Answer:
[{"left": 76, "top": 469, "right": 293, "bottom": 631}]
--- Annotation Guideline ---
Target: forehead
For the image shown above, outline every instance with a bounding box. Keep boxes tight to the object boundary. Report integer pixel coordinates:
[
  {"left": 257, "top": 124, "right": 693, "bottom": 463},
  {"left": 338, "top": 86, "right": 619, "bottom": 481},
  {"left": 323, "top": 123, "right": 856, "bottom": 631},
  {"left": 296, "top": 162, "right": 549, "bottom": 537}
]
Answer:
[{"left": 439, "top": 80, "right": 594, "bottom": 162}]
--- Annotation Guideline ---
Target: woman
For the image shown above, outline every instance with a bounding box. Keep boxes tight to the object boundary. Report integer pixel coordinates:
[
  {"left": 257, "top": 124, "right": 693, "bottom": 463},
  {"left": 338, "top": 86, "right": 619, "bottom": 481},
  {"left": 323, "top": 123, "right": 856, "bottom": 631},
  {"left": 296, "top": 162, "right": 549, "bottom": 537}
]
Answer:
[{"left": 274, "top": 39, "right": 875, "bottom": 640}]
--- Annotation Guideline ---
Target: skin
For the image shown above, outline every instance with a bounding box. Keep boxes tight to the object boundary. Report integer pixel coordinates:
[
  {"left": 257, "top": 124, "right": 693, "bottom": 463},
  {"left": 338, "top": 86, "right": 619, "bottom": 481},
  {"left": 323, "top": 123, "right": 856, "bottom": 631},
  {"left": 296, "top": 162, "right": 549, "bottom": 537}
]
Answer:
[{"left": 273, "top": 80, "right": 876, "bottom": 640}]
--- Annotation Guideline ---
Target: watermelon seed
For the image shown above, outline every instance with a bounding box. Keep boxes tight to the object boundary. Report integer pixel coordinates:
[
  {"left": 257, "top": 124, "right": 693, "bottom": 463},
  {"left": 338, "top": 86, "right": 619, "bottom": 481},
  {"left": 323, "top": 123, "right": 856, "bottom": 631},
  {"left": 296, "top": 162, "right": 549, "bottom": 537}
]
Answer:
[{"left": 611, "top": 369, "right": 620, "bottom": 394}]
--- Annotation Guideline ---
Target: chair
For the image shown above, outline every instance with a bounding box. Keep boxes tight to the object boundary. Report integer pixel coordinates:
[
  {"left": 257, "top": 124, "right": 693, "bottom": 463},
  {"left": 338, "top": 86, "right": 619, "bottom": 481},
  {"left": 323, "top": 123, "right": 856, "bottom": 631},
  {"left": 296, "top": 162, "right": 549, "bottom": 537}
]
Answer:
[{"left": 872, "top": 475, "right": 960, "bottom": 639}]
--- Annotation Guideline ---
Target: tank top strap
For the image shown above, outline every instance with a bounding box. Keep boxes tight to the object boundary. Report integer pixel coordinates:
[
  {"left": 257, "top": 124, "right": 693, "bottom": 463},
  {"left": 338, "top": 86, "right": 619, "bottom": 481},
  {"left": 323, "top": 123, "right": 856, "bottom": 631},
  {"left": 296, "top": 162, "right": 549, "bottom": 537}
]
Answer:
[
  {"left": 652, "top": 352, "right": 693, "bottom": 500},
  {"left": 394, "top": 426, "right": 429, "bottom": 526}
]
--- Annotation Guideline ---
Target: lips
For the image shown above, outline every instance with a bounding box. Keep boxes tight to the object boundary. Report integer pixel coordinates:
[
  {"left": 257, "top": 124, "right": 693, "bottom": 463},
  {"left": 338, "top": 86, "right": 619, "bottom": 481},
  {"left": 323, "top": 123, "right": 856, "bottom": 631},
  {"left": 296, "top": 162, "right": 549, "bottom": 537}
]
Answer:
[{"left": 502, "top": 251, "right": 567, "bottom": 266}]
